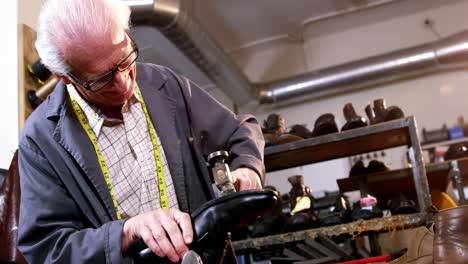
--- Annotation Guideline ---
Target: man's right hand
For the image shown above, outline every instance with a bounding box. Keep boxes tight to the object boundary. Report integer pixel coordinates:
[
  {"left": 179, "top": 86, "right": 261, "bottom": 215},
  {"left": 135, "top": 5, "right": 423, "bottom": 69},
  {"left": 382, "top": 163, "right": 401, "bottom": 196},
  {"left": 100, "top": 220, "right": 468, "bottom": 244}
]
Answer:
[{"left": 121, "top": 209, "right": 193, "bottom": 263}]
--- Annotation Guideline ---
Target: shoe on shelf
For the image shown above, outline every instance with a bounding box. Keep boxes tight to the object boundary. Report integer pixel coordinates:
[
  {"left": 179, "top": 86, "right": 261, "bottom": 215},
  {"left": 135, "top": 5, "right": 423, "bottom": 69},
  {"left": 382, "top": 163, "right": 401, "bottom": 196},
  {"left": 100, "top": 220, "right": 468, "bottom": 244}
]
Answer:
[
  {"left": 351, "top": 195, "right": 383, "bottom": 221},
  {"left": 283, "top": 211, "right": 321, "bottom": 232},
  {"left": 349, "top": 159, "right": 390, "bottom": 177},
  {"left": 289, "top": 124, "right": 313, "bottom": 139},
  {"left": 387, "top": 194, "right": 418, "bottom": 216},
  {"left": 262, "top": 113, "right": 285, "bottom": 147},
  {"left": 276, "top": 133, "right": 304, "bottom": 145},
  {"left": 285, "top": 175, "right": 321, "bottom": 231},
  {"left": 288, "top": 175, "right": 314, "bottom": 213},
  {"left": 443, "top": 142, "right": 468, "bottom": 161},
  {"left": 311, "top": 113, "right": 339, "bottom": 137},
  {"left": 366, "top": 99, "right": 405, "bottom": 125},
  {"left": 341, "top": 103, "right": 368, "bottom": 131},
  {"left": 262, "top": 113, "right": 303, "bottom": 146},
  {"left": 250, "top": 186, "right": 288, "bottom": 238},
  {"left": 349, "top": 160, "right": 368, "bottom": 177},
  {"left": 366, "top": 159, "right": 390, "bottom": 174},
  {"left": 319, "top": 195, "right": 351, "bottom": 226}
]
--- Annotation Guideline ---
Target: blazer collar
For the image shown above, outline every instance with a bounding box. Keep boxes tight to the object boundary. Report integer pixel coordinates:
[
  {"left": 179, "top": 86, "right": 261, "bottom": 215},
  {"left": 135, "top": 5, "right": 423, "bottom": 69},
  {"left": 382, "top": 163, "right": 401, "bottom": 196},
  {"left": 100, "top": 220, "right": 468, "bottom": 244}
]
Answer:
[{"left": 45, "top": 63, "right": 168, "bottom": 120}]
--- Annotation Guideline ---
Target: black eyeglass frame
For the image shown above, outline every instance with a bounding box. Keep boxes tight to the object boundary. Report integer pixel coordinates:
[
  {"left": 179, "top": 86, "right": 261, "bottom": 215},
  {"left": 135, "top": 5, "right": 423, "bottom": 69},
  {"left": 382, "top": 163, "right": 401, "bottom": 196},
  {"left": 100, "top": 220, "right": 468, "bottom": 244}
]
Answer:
[{"left": 67, "top": 33, "right": 139, "bottom": 92}]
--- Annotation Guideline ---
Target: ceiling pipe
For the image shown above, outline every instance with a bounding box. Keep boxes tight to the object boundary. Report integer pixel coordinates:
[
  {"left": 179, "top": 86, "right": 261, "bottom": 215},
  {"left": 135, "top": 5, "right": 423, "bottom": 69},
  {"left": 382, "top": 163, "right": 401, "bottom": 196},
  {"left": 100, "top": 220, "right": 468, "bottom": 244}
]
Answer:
[
  {"left": 126, "top": 1, "right": 468, "bottom": 106},
  {"left": 257, "top": 30, "right": 468, "bottom": 104},
  {"left": 127, "top": 0, "right": 253, "bottom": 106}
]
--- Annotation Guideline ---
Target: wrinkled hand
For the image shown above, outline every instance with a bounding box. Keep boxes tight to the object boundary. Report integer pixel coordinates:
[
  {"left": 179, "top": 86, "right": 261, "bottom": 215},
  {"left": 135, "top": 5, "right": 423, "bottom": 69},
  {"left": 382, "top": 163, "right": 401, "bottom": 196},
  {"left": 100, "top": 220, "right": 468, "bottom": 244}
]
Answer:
[
  {"left": 122, "top": 209, "right": 193, "bottom": 263},
  {"left": 231, "top": 167, "right": 262, "bottom": 191}
]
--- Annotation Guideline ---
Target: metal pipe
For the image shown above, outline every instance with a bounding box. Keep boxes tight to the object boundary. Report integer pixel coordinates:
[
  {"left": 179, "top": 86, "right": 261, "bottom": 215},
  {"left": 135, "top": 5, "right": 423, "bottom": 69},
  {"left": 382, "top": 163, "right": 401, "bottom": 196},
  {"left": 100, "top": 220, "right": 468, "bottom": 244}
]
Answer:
[
  {"left": 127, "top": 1, "right": 468, "bottom": 106},
  {"left": 127, "top": 0, "right": 253, "bottom": 106},
  {"left": 258, "top": 30, "right": 468, "bottom": 104}
]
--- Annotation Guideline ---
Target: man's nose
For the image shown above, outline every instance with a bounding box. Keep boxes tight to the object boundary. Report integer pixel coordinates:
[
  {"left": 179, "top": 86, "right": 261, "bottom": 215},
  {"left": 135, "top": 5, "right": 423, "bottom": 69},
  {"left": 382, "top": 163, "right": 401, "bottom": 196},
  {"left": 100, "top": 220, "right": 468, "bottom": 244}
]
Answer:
[{"left": 113, "top": 70, "right": 129, "bottom": 87}]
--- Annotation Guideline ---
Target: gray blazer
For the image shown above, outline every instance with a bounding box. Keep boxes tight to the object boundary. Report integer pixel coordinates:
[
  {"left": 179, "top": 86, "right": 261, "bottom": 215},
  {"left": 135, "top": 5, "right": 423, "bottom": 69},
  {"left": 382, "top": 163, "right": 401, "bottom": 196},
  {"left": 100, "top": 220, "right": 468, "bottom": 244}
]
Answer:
[{"left": 18, "top": 63, "right": 265, "bottom": 263}]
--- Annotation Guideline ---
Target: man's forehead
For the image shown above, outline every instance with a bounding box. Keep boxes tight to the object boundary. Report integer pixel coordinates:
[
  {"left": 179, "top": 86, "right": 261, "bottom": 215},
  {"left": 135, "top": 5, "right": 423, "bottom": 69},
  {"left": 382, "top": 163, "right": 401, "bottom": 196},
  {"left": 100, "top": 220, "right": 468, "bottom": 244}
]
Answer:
[{"left": 66, "top": 31, "right": 131, "bottom": 78}]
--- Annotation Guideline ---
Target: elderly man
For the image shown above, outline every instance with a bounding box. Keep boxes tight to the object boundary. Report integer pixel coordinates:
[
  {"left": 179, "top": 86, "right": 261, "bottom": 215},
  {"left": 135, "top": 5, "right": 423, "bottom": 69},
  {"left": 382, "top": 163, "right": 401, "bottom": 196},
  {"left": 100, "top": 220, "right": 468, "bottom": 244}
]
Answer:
[{"left": 18, "top": 0, "right": 265, "bottom": 263}]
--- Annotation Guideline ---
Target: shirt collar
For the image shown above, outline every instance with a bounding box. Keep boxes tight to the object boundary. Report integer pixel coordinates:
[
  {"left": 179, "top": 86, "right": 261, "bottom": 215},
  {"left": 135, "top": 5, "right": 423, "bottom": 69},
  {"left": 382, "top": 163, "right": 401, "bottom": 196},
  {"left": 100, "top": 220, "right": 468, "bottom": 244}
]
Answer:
[{"left": 67, "top": 84, "right": 140, "bottom": 137}]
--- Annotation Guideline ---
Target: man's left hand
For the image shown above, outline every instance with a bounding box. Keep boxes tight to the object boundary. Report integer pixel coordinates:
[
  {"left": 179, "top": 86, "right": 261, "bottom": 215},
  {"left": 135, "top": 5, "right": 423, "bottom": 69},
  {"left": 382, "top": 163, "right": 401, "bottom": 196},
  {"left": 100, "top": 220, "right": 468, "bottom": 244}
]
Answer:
[{"left": 231, "top": 168, "right": 262, "bottom": 191}]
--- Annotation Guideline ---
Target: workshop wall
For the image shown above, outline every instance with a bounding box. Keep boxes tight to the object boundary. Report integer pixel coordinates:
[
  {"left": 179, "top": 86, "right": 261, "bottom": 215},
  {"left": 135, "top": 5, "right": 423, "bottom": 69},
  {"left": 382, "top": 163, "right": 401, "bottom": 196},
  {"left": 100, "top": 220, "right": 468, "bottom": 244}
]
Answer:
[{"left": 235, "top": 0, "right": 468, "bottom": 194}]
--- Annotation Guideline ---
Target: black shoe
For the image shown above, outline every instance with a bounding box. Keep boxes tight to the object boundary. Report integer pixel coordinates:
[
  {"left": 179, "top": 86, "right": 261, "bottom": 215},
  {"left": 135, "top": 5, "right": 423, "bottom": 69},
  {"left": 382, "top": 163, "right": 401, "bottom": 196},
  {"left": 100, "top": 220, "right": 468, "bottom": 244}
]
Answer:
[
  {"left": 351, "top": 200, "right": 383, "bottom": 221},
  {"left": 366, "top": 160, "right": 390, "bottom": 174},
  {"left": 128, "top": 190, "right": 278, "bottom": 263},
  {"left": 283, "top": 211, "right": 320, "bottom": 232},
  {"left": 349, "top": 160, "right": 367, "bottom": 177},
  {"left": 312, "top": 113, "right": 339, "bottom": 137},
  {"left": 341, "top": 103, "right": 368, "bottom": 131},
  {"left": 289, "top": 124, "right": 313, "bottom": 139},
  {"left": 367, "top": 99, "right": 405, "bottom": 125},
  {"left": 320, "top": 195, "right": 351, "bottom": 226},
  {"left": 387, "top": 194, "right": 417, "bottom": 215}
]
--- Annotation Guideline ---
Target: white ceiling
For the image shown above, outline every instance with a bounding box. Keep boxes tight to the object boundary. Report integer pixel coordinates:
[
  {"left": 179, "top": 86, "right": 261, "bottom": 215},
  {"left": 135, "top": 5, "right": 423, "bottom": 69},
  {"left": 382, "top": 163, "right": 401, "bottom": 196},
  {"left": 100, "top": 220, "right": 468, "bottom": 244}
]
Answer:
[
  {"left": 134, "top": 0, "right": 466, "bottom": 106},
  {"left": 193, "top": 0, "right": 464, "bottom": 52},
  {"left": 193, "top": 0, "right": 399, "bottom": 51}
]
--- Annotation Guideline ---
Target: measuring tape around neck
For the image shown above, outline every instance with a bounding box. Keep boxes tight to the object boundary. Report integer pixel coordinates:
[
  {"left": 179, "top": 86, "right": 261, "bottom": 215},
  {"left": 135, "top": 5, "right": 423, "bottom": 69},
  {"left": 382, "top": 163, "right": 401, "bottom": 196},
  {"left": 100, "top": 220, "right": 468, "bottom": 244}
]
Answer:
[{"left": 67, "top": 85, "right": 169, "bottom": 220}]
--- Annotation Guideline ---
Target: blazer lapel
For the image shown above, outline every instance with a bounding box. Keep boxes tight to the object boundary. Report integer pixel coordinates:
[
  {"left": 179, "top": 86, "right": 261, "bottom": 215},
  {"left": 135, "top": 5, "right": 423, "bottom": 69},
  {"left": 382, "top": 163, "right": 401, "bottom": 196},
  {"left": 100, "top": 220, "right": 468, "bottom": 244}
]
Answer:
[
  {"left": 50, "top": 85, "right": 118, "bottom": 221},
  {"left": 136, "top": 67, "right": 189, "bottom": 212}
]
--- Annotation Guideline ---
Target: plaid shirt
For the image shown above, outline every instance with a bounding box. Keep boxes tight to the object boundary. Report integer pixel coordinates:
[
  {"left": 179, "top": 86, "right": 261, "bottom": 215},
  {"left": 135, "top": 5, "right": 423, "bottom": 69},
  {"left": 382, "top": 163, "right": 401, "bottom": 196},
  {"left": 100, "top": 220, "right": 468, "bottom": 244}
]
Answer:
[{"left": 67, "top": 84, "right": 179, "bottom": 218}]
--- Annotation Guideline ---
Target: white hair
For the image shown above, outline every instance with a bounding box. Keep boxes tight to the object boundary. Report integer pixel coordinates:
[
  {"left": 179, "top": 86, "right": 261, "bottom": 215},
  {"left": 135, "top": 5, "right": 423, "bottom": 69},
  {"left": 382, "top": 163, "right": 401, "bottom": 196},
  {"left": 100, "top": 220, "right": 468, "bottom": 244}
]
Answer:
[{"left": 35, "top": 0, "right": 131, "bottom": 75}]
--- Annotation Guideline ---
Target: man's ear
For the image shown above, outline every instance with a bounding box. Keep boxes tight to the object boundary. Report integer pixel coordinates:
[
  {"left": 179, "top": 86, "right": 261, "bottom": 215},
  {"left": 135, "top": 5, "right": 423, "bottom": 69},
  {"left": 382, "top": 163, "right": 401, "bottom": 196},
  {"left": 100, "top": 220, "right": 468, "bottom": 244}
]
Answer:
[{"left": 57, "top": 75, "right": 72, "bottom": 84}]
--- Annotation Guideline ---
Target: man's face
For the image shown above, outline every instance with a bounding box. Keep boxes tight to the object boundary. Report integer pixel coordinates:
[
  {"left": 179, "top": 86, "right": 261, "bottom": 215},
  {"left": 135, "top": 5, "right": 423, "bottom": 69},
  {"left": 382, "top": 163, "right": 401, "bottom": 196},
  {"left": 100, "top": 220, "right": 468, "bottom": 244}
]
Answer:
[{"left": 64, "top": 30, "right": 137, "bottom": 107}]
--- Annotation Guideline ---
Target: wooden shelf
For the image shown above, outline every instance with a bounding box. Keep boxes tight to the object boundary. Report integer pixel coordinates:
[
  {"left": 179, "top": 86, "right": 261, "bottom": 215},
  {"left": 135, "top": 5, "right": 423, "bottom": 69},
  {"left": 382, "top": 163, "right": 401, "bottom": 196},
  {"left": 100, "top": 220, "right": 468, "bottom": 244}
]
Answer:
[
  {"left": 337, "top": 160, "right": 455, "bottom": 193},
  {"left": 233, "top": 212, "right": 431, "bottom": 255},
  {"left": 337, "top": 157, "right": 468, "bottom": 201},
  {"left": 265, "top": 118, "right": 413, "bottom": 172},
  {"left": 422, "top": 137, "right": 468, "bottom": 150}
]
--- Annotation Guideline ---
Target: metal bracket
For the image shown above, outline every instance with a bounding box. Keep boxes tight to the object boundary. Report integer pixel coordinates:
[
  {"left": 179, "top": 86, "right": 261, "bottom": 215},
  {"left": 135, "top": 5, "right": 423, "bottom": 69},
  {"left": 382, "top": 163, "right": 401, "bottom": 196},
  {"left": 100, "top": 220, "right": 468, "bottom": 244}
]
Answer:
[{"left": 449, "top": 160, "right": 466, "bottom": 205}]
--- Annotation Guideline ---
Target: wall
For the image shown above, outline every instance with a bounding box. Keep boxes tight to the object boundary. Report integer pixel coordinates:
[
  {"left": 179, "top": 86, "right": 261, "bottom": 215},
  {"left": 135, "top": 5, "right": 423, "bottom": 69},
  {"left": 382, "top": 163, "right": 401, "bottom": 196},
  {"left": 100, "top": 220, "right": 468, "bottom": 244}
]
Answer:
[
  {"left": 236, "top": 0, "right": 468, "bottom": 195},
  {"left": 0, "top": 2, "right": 19, "bottom": 169},
  {"left": 10, "top": 0, "right": 468, "bottom": 195},
  {"left": 0, "top": 0, "right": 44, "bottom": 169}
]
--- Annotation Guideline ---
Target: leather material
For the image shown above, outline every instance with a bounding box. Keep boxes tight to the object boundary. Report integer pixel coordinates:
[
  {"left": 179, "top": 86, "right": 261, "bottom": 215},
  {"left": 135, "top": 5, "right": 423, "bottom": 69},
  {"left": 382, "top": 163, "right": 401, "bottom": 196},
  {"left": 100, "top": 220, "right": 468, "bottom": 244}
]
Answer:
[
  {"left": 387, "top": 194, "right": 417, "bottom": 215},
  {"left": 443, "top": 142, "right": 468, "bottom": 161},
  {"left": 312, "top": 113, "right": 339, "bottom": 137},
  {"left": 433, "top": 205, "right": 468, "bottom": 264},
  {"left": 262, "top": 113, "right": 285, "bottom": 135},
  {"left": 320, "top": 195, "right": 351, "bottom": 226},
  {"left": 129, "top": 190, "right": 278, "bottom": 263},
  {"left": 349, "top": 160, "right": 367, "bottom": 177},
  {"left": 390, "top": 226, "right": 433, "bottom": 264},
  {"left": 351, "top": 201, "right": 383, "bottom": 221},
  {"left": 366, "top": 160, "right": 390, "bottom": 174},
  {"left": 250, "top": 186, "right": 287, "bottom": 238},
  {"left": 289, "top": 124, "right": 313, "bottom": 139},
  {"left": 349, "top": 159, "right": 390, "bottom": 177},
  {"left": 0, "top": 151, "right": 27, "bottom": 263},
  {"left": 287, "top": 175, "right": 314, "bottom": 213},
  {"left": 341, "top": 103, "right": 368, "bottom": 131},
  {"left": 276, "top": 134, "right": 303, "bottom": 145},
  {"left": 262, "top": 114, "right": 303, "bottom": 146},
  {"left": 283, "top": 212, "right": 320, "bottom": 232},
  {"left": 366, "top": 99, "right": 405, "bottom": 125},
  {"left": 263, "top": 133, "right": 279, "bottom": 147}
]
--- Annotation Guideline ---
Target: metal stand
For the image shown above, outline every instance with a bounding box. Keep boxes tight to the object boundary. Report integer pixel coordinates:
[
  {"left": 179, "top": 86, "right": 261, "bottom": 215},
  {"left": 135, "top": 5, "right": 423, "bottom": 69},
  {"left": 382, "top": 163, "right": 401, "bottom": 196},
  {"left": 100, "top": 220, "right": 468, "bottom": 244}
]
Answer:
[{"left": 450, "top": 160, "right": 466, "bottom": 205}]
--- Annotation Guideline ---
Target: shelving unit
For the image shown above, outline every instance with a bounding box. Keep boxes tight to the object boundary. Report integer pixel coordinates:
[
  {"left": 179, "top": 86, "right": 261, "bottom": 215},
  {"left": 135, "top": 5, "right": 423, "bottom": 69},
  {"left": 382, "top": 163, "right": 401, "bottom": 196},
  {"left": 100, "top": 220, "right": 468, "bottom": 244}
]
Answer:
[
  {"left": 264, "top": 116, "right": 430, "bottom": 211},
  {"left": 234, "top": 117, "right": 432, "bottom": 255},
  {"left": 233, "top": 212, "right": 431, "bottom": 255}
]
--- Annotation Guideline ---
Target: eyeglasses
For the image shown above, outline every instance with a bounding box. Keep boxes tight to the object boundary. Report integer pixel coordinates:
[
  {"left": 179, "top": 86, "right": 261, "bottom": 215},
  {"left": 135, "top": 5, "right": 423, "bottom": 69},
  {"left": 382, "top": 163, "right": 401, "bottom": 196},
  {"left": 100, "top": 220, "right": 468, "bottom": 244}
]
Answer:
[{"left": 67, "top": 34, "right": 139, "bottom": 92}]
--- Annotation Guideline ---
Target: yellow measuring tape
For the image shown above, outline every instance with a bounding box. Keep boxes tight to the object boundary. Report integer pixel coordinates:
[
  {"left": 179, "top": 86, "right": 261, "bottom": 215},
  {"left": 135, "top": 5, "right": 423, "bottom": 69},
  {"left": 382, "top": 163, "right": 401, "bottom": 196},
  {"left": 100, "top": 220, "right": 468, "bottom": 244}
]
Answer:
[
  {"left": 67, "top": 86, "right": 169, "bottom": 220},
  {"left": 134, "top": 87, "right": 169, "bottom": 210}
]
